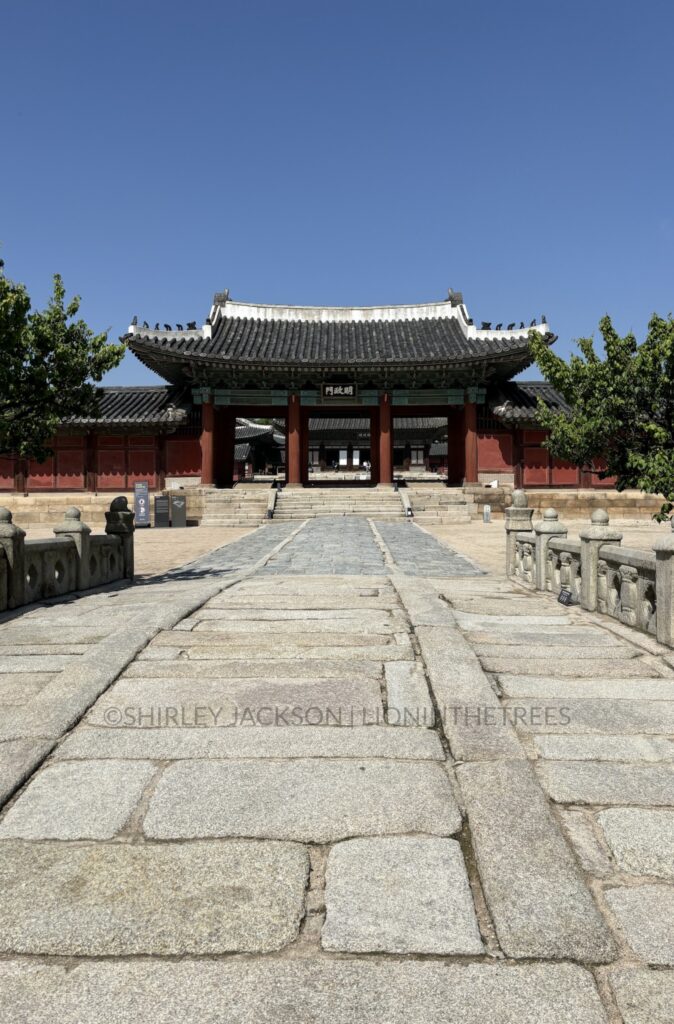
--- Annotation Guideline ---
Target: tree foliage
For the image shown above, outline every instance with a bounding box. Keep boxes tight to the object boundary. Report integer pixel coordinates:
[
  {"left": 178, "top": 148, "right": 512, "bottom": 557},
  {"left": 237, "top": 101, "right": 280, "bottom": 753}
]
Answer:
[
  {"left": 0, "top": 261, "right": 125, "bottom": 461},
  {"left": 529, "top": 315, "right": 674, "bottom": 520}
]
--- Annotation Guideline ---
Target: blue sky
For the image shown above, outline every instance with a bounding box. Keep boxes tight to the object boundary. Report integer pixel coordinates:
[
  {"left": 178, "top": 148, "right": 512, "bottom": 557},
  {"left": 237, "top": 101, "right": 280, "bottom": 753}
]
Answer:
[{"left": 2, "top": 0, "right": 673, "bottom": 385}]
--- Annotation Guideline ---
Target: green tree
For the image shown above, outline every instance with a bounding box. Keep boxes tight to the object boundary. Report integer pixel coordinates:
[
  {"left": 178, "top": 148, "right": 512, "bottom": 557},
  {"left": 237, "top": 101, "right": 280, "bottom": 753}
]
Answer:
[
  {"left": 529, "top": 315, "right": 674, "bottom": 520},
  {"left": 0, "top": 261, "right": 125, "bottom": 462}
]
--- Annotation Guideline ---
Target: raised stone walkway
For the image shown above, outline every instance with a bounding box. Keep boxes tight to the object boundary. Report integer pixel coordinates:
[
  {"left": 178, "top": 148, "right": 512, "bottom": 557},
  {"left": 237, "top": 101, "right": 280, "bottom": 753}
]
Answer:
[{"left": 0, "top": 517, "right": 672, "bottom": 1022}]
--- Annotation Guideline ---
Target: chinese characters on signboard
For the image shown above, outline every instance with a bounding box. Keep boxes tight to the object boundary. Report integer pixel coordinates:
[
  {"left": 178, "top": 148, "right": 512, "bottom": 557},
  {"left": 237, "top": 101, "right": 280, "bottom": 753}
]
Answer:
[{"left": 321, "top": 383, "right": 357, "bottom": 399}]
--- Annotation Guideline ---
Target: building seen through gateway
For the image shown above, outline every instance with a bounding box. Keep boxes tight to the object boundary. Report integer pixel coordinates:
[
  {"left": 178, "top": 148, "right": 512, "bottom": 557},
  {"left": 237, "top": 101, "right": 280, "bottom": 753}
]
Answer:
[{"left": 0, "top": 289, "right": 615, "bottom": 493}]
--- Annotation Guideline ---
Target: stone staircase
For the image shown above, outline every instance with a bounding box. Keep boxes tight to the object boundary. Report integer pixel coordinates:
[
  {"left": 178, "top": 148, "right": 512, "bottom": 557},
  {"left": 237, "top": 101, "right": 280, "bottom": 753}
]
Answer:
[
  {"left": 199, "top": 486, "right": 270, "bottom": 527},
  {"left": 405, "top": 485, "right": 476, "bottom": 524},
  {"left": 273, "top": 487, "right": 404, "bottom": 521}
]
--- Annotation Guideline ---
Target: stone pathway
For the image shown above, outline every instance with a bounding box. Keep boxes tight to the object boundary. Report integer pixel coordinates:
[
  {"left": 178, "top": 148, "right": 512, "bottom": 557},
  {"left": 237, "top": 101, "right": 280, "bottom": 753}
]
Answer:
[{"left": 0, "top": 518, "right": 672, "bottom": 1022}]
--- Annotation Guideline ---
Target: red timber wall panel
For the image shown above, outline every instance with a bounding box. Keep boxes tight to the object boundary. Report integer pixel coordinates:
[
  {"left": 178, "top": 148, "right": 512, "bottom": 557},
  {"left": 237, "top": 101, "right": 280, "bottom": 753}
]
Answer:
[
  {"left": 0, "top": 458, "right": 15, "bottom": 490},
  {"left": 56, "top": 435, "right": 86, "bottom": 489},
  {"left": 166, "top": 437, "right": 201, "bottom": 478},
  {"left": 521, "top": 429, "right": 583, "bottom": 487},
  {"left": 96, "top": 436, "right": 159, "bottom": 490},
  {"left": 477, "top": 432, "right": 514, "bottom": 473},
  {"left": 28, "top": 449, "right": 55, "bottom": 489},
  {"left": 127, "top": 436, "right": 158, "bottom": 488},
  {"left": 551, "top": 458, "right": 579, "bottom": 486},
  {"left": 97, "top": 438, "right": 127, "bottom": 490}
]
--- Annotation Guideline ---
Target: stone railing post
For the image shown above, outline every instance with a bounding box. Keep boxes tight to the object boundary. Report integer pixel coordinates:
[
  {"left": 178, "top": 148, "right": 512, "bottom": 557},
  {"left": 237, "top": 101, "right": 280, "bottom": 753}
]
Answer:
[
  {"left": 0, "top": 547, "right": 7, "bottom": 612},
  {"left": 53, "top": 507, "right": 91, "bottom": 590},
  {"left": 105, "top": 496, "right": 135, "bottom": 581},
  {"left": 533, "top": 508, "right": 567, "bottom": 591},
  {"left": 654, "top": 520, "right": 674, "bottom": 647},
  {"left": 504, "top": 490, "right": 534, "bottom": 576},
  {"left": 579, "top": 509, "right": 622, "bottom": 612},
  {"left": 0, "top": 507, "right": 26, "bottom": 608}
]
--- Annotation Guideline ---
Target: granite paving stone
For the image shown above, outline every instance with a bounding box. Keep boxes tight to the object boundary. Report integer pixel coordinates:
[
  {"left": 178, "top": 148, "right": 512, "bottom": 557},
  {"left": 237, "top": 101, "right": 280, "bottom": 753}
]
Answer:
[
  {"left": 499, "top": 676, "right": 674, "bottom": 700},
  {"left": 54, "top": 724, "right": 445, "bottom": 761},
  {"left": 0, "top": 840, "right": 308, "bottom": 955},
  {"left": 505, "top": 697, "right": 674, "bottom": 735},
  {"left": 141, "top": 630, "right": 397, "bottom": 650},
  {"left": 0, "top": 760, "right": 155, "bottom": 839},
  {"left": 88, "top": 675, "right": 384, "bottom": 727},
  {"left": 465, "top": 628, "right": 626, "bottom": 646},
  {"left": 558, "top": 809, "right": 613, "bottom": 878},
  {"left": 454, "top": 612, "right": 574, "bottom": 629},
  {"left": 190, "top": 607, "right": 399, "bottom": 622},
  {"left": 475, "top": 643, "right": 636, "bottom": 660},
  {"left": 417, "top": 625, "right": 523, "bottom": 760},
  {"left": 143, "top": 760, "right": 461, "bottom": 842},
  {"left": 457, "top": 760, "right": 615, "bottom": 961},
  {"left": 597, "top": 809, "right": 674, "bottom": 879},
  {"left": 604, "top": 886, "right": 674, "bottom": 965},
  {"left": 391, "top": 576, "right": 454, "bottom": 626},
  {"left": 538, "top": 762, "right": 674, "bottom": 806},
  {"left": 0, "top": 960, "right": 611, "bottom": 1024},
  {"left": 0, "top": 738, "right": 52, "bottom": 805},
  {"left": 609, "top": 967, "right": 674, "bottom": 1024},
  {"left": 122, "top": 658, "right": 384, "bottom": 679},
  {"left": 489, "top": 659, "right": 664, "bottom": 678},
  {"left": 0, "top": 673, "right": 56, "bottom": 703},
  {"left": 384, "top": 662, "right": 435, "bottom": 726},
  {"left": 259, "top": 518, "right": 388, "bottom": 576},
  {"left": 191, "top": 619, "right": 401, "bottom": 637},
  {"left": 534, "top": 734, "right": 674, "bottom": 762},
  {"left": 322, "top": 837, "right": 483, "bottom": 954},
  {"left": 376, "top": 522, "right": 484, "bottom": 577}
]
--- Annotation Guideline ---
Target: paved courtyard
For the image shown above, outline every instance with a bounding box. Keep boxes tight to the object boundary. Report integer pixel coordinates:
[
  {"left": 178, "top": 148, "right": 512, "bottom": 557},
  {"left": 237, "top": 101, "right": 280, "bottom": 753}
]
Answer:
[{"left": 0, "top": 517, "right": 672, "bottom": 1022}]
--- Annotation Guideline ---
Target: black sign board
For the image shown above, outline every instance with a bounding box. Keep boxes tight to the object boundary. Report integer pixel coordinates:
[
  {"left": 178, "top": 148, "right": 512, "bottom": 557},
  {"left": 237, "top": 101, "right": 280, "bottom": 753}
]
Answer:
[
  {"left": 133, "top": 481, "right": 151, "bottom": 527},
  {"left": 154, "top": 495, "right": 170, "bottom": 528},
  {"left": 321, "top": 382, "right": 357, "bottom": 400},
  {"left": 557, "top": 589, "right": 574, "bottom": 605},
  {"left": 170, "top": 494, "right": 187, "bottom": 528}
]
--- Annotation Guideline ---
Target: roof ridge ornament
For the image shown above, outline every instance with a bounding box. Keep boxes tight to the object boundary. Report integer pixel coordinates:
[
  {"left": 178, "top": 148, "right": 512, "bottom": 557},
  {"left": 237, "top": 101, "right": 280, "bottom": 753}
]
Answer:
[
  {"left": 214, "top": 288, "right": 230, "bottom": 305},
  {"left": 447, "top": 289, "right": 463, "bottom": 307}
]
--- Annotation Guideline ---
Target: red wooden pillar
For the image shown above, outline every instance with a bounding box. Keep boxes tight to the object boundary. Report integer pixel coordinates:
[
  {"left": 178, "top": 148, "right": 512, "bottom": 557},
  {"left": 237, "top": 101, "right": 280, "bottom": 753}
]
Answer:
[
  {"left": 378, "top": 392, "right": 393, "bottom": 485},
  {"left": 369, "top": 408, "right": 380, "bottom": 484},
  {"left": 156, "top": 433, "right": 166, "bottom": 491},
  {"left": 300, "top": 408, "right": 310, "bottom": 485},
  {"left": 215, "top": 408, "right": 235, "bottom": 488},
  {"left": 14, "top": 457, "right": 26, "bottom": 494},
  {"left": 286, "top": 393, "right": 302, "bottom": 486},
  {"left": 463, "top": 401, "right": 478, "bottom": 484},
  {"left": 85, "top": 433, "right": 98, "bottom": 492},
  {"left": 200, "top": 397, "right": 215, "bottom": 486},
  {"left": 512, "top": 427, "right": 523, "bottom": 489}
]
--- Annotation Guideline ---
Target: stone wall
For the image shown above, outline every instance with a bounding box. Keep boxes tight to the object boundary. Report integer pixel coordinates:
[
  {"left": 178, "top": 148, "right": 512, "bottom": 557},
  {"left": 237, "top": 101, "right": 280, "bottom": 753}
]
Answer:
[
  {"left": 469, "top": 485, "right": 665, "bottom": 521},
  {"left": 0, "top": 499, "right": 135, "bottom": 613},
  {"left": 506, "top": 492, "right": 674, "bottom": 648}
]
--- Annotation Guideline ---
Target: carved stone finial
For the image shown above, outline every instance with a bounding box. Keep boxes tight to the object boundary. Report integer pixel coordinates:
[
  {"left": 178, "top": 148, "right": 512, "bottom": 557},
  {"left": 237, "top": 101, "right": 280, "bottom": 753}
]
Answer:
[
  {"left": 543, "top": 507, "right": 558, "bottom": 521},
  {"left": 591, "top": 509, "right": 610, "bottom": 526},
  {"left": 64, "top": 506, "right": 81, "bottom": 521},
  {"left": 512, "top": 490, "right": 528, "bottom": 508},
  {"left": 0, "top": 507, "right": 12, "bottom": 524},
  {"left": 109, "top": 496, "right": 130, "bottom": 513}
]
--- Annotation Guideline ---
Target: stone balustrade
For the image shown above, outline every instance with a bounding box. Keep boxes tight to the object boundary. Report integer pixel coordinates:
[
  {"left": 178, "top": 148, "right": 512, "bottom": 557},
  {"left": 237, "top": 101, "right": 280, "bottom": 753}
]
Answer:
[
  {"left": 505, "top": 490, "right": 674, "bottom": 648},
  {"left": 0, "top": 497, "right": 134, "bottom": 613}
]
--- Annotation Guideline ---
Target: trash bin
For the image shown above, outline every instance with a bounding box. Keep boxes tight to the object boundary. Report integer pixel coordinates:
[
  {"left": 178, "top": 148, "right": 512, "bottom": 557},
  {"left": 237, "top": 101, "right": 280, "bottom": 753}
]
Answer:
[
  {"left": 170, "top": 493, "right": 187, "bottom": 528},
  {"left": 154, "top": 495, "right": 170, "bottom": 528}
]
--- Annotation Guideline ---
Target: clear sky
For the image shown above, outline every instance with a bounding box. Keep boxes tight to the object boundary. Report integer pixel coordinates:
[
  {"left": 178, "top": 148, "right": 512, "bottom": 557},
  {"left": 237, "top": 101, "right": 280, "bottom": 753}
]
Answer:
[{"left": 2, "top": 0, "right": 673, "bottom": 386}]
